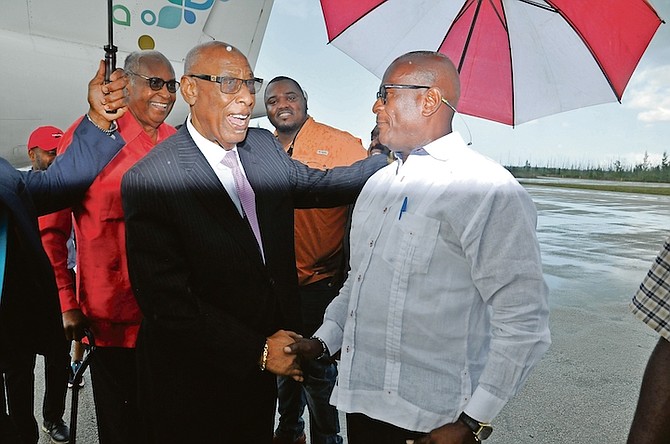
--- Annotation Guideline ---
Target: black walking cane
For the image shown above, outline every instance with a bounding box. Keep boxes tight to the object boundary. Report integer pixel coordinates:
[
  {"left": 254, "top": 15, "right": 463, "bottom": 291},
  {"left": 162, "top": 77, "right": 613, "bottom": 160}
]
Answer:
[
  {"left": 69, "top": 329, "right": 96, "bottom": 444},
  {"left": 104, "top": 0, "right": 117, "bottom": 112}
]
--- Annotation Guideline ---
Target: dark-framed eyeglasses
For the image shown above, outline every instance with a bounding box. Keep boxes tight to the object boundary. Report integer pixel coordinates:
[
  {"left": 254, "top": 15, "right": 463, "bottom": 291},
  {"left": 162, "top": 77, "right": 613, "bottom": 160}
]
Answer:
[
  {"left": 187, "top": 74, "right": 264, "bottom": 94},
  {"left": 376, "top": 84, "right": 430, "bottom": 105},
  {"left": 127, "top": 71, "right": 180, "bottom": 93}
]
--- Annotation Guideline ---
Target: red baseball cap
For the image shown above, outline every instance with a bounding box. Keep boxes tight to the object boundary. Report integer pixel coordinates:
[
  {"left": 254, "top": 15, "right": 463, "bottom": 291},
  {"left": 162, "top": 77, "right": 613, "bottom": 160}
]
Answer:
[{"left": 27, "top": 126, "right": 63, "bottom": 152}]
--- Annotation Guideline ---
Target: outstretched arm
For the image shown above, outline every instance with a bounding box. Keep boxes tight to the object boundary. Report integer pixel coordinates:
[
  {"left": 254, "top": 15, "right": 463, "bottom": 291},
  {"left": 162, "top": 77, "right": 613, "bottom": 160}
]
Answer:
[{"left": 26, "top": 60, "right": 128, "bottom": 214}]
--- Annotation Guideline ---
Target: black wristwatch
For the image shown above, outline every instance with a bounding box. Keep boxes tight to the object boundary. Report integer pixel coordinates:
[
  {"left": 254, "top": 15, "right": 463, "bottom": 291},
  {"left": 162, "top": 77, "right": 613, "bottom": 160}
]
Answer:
[
  {"left": 310, "top": 336, "right": 329, "bottom": 360},
  {"left": 458, "top": 412, "right": 493, "bottom": 441}
]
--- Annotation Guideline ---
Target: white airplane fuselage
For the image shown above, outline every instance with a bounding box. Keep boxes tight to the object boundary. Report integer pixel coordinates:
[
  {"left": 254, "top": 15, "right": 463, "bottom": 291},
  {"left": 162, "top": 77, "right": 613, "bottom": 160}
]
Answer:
[{"left": 1, "top": 0, "right": 273, "bottom": 167}]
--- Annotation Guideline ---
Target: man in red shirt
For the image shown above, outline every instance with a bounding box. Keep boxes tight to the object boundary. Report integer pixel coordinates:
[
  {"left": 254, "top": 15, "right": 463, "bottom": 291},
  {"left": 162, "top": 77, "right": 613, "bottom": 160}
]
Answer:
[
  {"left": 41, "top": 50, "right": 178, "bottom": 444},
  {"left": 0, "top": 61, "right": 127, "bottom": 444},
  {"left": 264, "top": 76, "right": 367, "bottom": 444}
]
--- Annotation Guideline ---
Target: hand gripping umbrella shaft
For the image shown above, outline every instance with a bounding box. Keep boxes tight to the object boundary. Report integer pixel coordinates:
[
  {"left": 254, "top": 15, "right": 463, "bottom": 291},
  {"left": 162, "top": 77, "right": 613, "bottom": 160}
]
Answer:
[{"left": 104, "top": 0, "right": 117, "bottom": 113}]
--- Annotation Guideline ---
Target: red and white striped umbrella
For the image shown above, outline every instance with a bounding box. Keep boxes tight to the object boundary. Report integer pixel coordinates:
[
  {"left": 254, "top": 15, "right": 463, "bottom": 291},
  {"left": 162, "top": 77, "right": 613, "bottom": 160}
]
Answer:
[{"left": 320, "top": 0, "right": 663, "bottom": 126}]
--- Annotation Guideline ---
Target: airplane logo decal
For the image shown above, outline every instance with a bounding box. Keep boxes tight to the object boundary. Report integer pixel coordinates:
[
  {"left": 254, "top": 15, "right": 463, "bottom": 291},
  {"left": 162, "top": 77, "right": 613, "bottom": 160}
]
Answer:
[{"left": 110, "top": 0, "right": 228, "bottom": 50}]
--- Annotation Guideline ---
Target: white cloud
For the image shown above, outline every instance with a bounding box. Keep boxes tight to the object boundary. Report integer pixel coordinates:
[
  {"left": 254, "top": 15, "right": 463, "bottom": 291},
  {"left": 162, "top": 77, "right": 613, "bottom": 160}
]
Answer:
[
  {"left": 638, "top": 108, "right": 670, "bottom": 122},
  {"left": 625, "top": 65, "right": 670, "bottom": 122}
]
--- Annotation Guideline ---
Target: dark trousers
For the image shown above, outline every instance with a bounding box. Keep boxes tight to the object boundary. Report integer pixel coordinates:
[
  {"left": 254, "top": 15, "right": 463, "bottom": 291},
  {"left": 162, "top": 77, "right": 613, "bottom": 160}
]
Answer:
[
  {"left": 346, "top": 413, "right": 426, "bottom": 444},
  {"left": 0, "top": 353, "right": 37, "bottom": 444},
  {"left": 0, "top": 340, "right": 70, "bottom": 444},
  {"left": 89, "top": 346, "right": 142, "bottom": 444},
  {"left": 136, "top": 324, "right": 278, "bottom": 443},
  {"left": 41, "top": 342, "right": 70, "bottom": 423}
]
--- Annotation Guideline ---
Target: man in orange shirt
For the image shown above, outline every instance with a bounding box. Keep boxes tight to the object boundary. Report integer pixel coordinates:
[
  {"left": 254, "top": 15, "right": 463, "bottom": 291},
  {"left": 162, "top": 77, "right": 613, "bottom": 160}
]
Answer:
[
  {"left": 264, "top": 76, "right": 366, "bottom": 444},
  {"left": 40, "top": 50, "right": 178, "bottom": 444}
]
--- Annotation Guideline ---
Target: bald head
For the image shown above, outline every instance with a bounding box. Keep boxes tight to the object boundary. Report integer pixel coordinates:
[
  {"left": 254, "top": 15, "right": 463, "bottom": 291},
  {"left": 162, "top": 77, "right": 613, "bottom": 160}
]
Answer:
[
  {"left": 124, "top": 51, "right": 174, "bottom": 81},
  {"left": 391, "top": 51, "right": 460, "bottom": 107},
  {"left": 374, "top": 51, "right": 461, "bottom": 156},
  {"left": 181, "top": 41, "right": 256, "bottom": 149},
  {"left": 184, "top": 41, "right": 245, "bottom": 74}
]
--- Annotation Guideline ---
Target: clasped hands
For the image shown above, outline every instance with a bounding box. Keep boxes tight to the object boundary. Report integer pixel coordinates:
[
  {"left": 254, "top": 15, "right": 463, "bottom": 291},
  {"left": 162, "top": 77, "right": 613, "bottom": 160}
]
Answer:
[
  {"left": 264, "top": 331, "right": 324, "bottom": 382},
  {"left": 267, "top": 334, "right": 478, "bottom": 444}
]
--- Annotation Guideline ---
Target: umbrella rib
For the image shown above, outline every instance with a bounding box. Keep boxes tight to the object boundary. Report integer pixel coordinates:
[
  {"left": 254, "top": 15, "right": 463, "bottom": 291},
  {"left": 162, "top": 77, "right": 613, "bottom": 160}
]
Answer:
[
  {"left": 498, "top": 0, "right": 515, "bottom": 127},
  {"left": 321, "top": 0, "right": 390, "bottom": 42},
  {"left": 448, "top": 0, "right": 517, "bottom": 125},
  {"left": 517, "top": 0, "right": 557, "bottom": 13},
  {"left": 544, "top": 0, "right": 620, "bottom": 102},
  {"left": 457, "top": 0, "right": 484, "bottom": 73},
  {"left": 487, "top": 0, "right": 508, "bottom": 32},
  {"left": 452, "top": 0, "right": 476, "bottom": 23}
]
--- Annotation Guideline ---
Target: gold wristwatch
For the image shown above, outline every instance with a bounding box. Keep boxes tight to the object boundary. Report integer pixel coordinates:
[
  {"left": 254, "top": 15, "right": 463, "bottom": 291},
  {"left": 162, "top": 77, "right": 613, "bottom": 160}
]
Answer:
[{"left": 458, "top": 412, "right": 493, "bottom": 441}]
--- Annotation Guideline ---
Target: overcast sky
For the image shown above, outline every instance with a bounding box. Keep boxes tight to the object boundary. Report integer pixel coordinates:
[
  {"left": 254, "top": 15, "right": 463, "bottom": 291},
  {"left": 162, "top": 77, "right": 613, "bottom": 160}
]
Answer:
[{"left": 253, "top": 0, "right": 670, "bottom": 169}]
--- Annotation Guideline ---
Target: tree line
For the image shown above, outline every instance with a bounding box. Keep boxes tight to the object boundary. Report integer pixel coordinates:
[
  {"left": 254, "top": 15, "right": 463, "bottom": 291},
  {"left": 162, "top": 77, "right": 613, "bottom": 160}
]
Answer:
[{"left": 507, "top": 151, "right": 670, "bottom": 183}]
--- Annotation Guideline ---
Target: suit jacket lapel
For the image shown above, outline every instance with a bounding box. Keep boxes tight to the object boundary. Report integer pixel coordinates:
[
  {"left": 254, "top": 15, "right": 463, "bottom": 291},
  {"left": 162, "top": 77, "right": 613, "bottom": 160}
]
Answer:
[{"left": 175, "top": 129, "right": 265, "bottom": 267}]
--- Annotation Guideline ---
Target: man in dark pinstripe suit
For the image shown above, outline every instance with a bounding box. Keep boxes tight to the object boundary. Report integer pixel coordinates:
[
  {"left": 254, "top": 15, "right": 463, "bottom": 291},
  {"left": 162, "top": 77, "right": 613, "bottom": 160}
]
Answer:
[{"left": 121, "top": 41, "right": 385, "bottom": 443}]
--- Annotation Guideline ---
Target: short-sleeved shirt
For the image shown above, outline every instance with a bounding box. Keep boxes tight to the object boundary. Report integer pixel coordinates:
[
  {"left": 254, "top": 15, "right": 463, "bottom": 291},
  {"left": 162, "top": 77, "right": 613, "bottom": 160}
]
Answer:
[{"left": 631, "top": 238, "right": 670, "bottom": 340}]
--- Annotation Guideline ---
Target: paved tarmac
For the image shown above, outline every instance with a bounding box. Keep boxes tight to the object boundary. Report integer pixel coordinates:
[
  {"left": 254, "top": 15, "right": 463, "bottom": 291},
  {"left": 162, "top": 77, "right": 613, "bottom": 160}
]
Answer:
[
  {"left": 33, "top": 182, "right": 668, "bottom": 443},
  {"left": 491, "top": 184, "right": 667, "bottom": 443},
  {"left": 34, "top": 356, "right": 98, "bottom": 443}
]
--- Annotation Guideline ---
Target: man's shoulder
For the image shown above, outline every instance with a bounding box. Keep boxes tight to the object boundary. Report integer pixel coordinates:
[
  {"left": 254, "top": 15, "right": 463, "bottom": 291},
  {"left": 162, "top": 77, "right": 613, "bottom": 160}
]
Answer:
[
  {"left": 239, "top": 127, "right": 285, "bottom": 158},
  {"left": 243, "top": 126, "right": 279, "bottom": 145},
  {"left": 0, "top": 157, "right": 16, "bottom": 174},
  {"left": 448, "top": 144, "right": 517, "bottom": 185},
  {"left": 0, "top": 158, "right": 21, "bottom": 191},
  {"left": 298, "top": 117, "right": 366, "bottom": 164},
  {"left": 127, "top": 128, "right": 188, "bottom": 174},
  {"left": 307, "top": 117, "right": 361, "bottom": 145}
]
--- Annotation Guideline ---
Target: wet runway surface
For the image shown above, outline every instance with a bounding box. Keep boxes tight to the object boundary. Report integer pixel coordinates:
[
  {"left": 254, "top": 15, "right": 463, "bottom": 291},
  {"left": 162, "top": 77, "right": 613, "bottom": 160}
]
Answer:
[
  {"left": 35, "top": 182, "right": 669, "bottom": 443},
  {"left": 530, "top": 184, "right": 669, "bottom": 307},
  {"left": 493, "top": 183, "right": 668, "bottom": 443}
]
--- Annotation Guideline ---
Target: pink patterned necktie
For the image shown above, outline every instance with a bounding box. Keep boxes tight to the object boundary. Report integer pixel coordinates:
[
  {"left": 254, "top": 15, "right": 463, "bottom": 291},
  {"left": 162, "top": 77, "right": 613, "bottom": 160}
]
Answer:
[{"left": 221, "top": 150, "right": 264, "bottom": 260}]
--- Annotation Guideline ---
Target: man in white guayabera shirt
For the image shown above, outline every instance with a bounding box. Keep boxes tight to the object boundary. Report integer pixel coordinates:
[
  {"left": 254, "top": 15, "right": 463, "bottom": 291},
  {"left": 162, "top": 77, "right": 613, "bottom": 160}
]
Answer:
[{"left": 286, "top": 51, "right": 551, "bottom": 444}]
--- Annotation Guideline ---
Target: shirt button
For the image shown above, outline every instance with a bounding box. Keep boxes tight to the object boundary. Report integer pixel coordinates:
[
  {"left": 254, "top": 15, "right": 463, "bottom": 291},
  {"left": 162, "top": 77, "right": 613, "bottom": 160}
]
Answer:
[
  {"left": 369, "top": 240, "right": 373, "bottom": 247},
  {"left": 383, "top": 207, "right": 388, "bottom": 213},
  {"left": 357, "top": 274, "right": 361, "bottom": 281},
  {"left": 350, "top": 310, "right": 354, "bottom": 317},
  {"left": 346, "top": 346, "right": 350, "bottom": 353}
]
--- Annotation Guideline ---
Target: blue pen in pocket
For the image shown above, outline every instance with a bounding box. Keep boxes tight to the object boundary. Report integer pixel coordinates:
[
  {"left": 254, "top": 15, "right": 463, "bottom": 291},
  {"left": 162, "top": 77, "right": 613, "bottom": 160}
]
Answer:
[{"left": 399, "top": 196, "right": 408, "bottom": 220}]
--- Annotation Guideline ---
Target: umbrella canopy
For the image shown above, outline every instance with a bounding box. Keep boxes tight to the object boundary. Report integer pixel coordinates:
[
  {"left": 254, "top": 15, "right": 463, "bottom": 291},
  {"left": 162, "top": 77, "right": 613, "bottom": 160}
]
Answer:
[{"left": 320, "top": 0, "right": 663, "bottom": 126}]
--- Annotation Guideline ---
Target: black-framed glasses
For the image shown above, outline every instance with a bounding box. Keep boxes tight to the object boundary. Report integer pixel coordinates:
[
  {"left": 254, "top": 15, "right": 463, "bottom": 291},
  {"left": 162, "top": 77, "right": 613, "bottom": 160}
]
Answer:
[
  {"left": 376, "top": 84, "right": 430, "bottom": 104},
  {"left": 187, "top": 74, "right": 263, "bottom": 94},
  {"left": 127, "top": 71, "right": 180, "bottom": 93}
]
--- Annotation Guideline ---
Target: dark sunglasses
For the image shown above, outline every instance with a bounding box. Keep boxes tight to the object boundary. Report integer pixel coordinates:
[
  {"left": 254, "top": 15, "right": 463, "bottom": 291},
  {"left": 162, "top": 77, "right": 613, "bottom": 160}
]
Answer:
[
  {"left": 127, "top": 71, "right": 180, "bottom": 93},
  {"left": 376, "top": 84, "right": 430, "bottom": 105}
]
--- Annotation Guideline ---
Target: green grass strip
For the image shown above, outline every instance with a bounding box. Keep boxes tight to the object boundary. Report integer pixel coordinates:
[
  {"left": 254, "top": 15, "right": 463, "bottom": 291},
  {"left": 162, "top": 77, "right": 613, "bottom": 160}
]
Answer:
[{"left": 520, "top": 181, "right": 670, "bottom": 196}]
